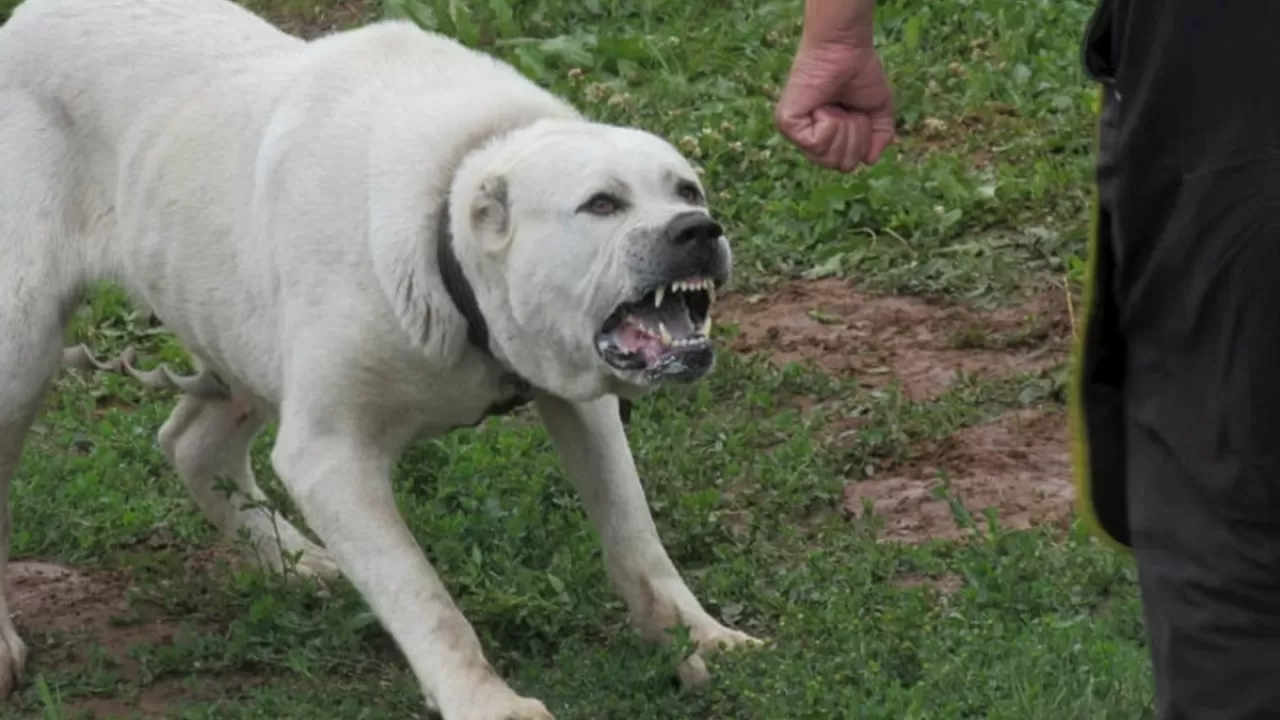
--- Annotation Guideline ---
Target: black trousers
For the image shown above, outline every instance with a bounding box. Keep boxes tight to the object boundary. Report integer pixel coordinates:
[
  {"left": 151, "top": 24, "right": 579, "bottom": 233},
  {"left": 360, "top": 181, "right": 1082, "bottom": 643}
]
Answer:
[{"left": 1072, "top": 1, "right": 1280, "bottom": 717}]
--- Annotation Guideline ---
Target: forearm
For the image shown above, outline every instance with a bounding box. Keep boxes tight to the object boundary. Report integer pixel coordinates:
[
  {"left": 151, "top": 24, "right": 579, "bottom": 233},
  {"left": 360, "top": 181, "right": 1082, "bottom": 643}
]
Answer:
[{"left": 801, "top": 0, "right": 877, "bottom": 47}]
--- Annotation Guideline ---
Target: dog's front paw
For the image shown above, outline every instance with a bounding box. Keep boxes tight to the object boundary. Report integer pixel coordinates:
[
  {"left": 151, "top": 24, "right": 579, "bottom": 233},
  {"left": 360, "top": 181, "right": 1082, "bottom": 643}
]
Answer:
[
  {"left": 677, "top": 623, "right": 765, "bottom": 689},
  {"left": 693, "top": 623, "right": 763, "bottom": 654}
]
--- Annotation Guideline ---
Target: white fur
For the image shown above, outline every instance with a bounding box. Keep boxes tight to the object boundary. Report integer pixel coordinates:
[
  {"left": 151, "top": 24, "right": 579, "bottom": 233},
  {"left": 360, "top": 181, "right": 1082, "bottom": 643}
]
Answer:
[{"left": 0, "top": 0, "right": 755, "bottom": 717}]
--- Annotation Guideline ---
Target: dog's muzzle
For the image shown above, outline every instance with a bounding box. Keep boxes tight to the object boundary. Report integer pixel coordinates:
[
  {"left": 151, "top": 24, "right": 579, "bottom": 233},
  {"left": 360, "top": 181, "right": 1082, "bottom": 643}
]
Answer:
[
  {"left": 661, "top": 212, "right": 730, "bottom": 286},
  {"left": 594, "top": 212, "right": 731, "bottom": 385}
]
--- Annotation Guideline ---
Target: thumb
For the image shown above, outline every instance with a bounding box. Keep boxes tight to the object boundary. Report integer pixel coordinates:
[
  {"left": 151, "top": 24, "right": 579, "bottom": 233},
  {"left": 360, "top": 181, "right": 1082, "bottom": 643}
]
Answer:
[{"left": 775, "top": 93, "right": 840, "bottom": 157}]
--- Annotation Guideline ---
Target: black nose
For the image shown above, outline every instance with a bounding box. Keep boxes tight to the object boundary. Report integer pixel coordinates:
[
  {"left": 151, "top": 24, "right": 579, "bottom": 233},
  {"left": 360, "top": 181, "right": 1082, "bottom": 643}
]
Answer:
[{"left": 665, "top": 212, "right": 723, "bottom": 248}]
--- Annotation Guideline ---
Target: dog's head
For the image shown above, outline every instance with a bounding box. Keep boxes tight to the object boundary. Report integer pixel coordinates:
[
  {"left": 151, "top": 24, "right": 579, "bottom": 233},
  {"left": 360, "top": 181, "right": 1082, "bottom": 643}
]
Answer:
[{"left": 450, "top": 118, "right": 732, "bottom": 400}]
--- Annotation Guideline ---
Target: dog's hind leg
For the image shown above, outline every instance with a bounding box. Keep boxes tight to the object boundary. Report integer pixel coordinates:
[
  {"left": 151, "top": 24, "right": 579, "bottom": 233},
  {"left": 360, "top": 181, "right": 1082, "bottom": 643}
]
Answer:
[
  {"left": 0, "top": 87, "right": 91, "bottom": 696},
  {"left": 157, "top": 395, "right": 339, "bottom": 579},
  {"left": 0, "top": 312, "right": 62, "bottom": 697},
  {"left": 0, "top": 259, "right": 71, "bottom": 698}
]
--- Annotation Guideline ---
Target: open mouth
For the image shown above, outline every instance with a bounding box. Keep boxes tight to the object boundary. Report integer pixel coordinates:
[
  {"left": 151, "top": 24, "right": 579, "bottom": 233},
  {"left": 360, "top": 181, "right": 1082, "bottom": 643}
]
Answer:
[{"left": 596, "top": 277, "right": 717, "bottom": 380}]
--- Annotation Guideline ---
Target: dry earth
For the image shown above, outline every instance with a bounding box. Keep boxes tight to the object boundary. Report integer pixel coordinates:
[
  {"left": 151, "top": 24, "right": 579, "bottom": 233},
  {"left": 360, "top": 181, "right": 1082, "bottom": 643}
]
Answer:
[
  {"left": 10, "top": 552, "right": 254, "bottom": 719},
  {"left": 719, "top": 277, "right": 1078, "bottom": 545}
]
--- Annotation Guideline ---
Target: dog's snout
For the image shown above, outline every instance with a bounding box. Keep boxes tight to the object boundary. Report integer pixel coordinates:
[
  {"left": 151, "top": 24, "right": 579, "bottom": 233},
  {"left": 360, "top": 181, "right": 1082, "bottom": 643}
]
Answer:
[
  {"left": 665, "top": 212, "right": 723, "bottom": 248},
  {"left": 658, "top": 211, "right": 730, "bottom": 285}
]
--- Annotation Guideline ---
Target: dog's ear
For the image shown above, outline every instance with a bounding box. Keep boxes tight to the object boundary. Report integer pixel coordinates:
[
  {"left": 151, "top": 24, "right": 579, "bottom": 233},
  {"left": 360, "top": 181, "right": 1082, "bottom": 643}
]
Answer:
[{"left": 470, "top": 175, "right": 510, "bottom": 242}]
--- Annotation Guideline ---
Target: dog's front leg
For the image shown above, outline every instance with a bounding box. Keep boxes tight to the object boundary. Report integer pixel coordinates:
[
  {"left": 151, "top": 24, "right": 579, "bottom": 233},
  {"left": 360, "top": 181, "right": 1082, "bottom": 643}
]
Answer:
[
  {"left": 534, "top": 393, "right": 762, "bottom": 685},
  {"left": 271, "top": 420, "right": 552, "bottom": 720}
]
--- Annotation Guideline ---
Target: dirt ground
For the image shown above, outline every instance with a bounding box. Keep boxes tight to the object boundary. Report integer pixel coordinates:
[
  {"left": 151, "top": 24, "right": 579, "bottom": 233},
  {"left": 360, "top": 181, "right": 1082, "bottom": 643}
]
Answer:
[
  {"left": 719, "top": 277, "right": 1072, "bottom": 401},
  {"left": 10, "top": 553, "right": 251, "bottom": 719},
  {"left": 719, "top": 277, "right": 1077, "bottom": 544},
  {"left": 842, "top": 408, "right": 1075, "bottom": 543}
]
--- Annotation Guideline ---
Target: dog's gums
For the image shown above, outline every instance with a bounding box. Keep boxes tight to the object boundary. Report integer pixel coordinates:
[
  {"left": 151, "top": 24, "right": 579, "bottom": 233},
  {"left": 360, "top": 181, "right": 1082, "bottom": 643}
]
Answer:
[{"left": 596, "top": 277, "right": 717, "bottom": 379}]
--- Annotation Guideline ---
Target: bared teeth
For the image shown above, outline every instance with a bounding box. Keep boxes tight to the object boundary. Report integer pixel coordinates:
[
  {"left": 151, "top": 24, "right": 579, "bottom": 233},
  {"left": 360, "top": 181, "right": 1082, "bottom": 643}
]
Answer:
[
  {"left": 668, "top": 278, "right": 716, "bottom": 294},
  {"left": 654, "top": 286, "right": 665, "bottom": 308},
  {"left": 658, "top": 322, "right": 673, "bottom": 346},
  {"left": 701, "top": 315, "right": 712, "bottom": 335}
]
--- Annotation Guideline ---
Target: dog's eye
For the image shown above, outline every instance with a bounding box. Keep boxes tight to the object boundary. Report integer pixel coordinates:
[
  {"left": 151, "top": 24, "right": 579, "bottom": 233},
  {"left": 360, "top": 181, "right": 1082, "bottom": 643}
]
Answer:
[
  {"left": 676, "top": 181, "right": 703, "bottom": 205},
  {"left": 581, "top": 193, "right": 624, "bottom": 216}
]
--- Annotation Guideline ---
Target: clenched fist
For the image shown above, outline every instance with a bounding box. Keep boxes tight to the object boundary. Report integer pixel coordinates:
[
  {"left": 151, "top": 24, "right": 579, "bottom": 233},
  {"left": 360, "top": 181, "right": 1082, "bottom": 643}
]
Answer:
[{"left": 774, "top": 3, "right": 895, "bottom": 172}]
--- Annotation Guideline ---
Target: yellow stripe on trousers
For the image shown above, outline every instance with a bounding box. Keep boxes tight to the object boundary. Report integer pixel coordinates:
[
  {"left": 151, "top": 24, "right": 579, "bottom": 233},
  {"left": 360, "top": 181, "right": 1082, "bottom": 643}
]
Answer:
[{"left": 1068, "top": 85, "right": 1131, "bottom": 553}]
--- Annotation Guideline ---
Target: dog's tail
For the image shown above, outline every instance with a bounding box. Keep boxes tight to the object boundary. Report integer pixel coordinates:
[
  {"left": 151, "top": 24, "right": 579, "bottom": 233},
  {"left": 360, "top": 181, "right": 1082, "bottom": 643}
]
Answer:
[{"left": 61, "top": 345, "right": 231, "bottom": 400}]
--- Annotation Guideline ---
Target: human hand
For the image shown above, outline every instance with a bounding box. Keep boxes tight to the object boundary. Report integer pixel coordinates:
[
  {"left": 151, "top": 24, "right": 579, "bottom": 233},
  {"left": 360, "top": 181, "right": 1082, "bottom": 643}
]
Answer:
[{"left": 774, "top": 38, "right": 895, "bottom": 172}]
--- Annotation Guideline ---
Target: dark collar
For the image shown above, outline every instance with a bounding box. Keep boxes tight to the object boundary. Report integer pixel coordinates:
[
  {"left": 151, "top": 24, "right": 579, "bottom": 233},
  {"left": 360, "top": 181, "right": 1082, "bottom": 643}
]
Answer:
[
  {"left": 436, "top": 205, "right": 498, "bottom": 360},
  {"left": 434, "top": 203, "right": 633, "bottom": 425}
]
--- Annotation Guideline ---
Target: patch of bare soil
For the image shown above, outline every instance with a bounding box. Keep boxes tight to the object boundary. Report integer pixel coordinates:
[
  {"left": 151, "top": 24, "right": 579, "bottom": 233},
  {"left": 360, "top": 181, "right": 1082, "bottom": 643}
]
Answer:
[
  {"left": 10, "top": 562, "right": 141, "bottom": 641},
  {"left": 843, "top": 408, "right": 1075, "bottom": 544},
  {"left": 9, "top": 554, "right": 249, "bottom": 718},
  {"left": 718, "top": 278, "right": 1070, "bottom": 400}
]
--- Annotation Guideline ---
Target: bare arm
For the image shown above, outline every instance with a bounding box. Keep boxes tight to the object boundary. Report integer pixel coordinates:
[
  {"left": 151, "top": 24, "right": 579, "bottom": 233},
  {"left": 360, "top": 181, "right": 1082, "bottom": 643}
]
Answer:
[{"left": 801, "top": 0, "right": 877, "bottom": 46}]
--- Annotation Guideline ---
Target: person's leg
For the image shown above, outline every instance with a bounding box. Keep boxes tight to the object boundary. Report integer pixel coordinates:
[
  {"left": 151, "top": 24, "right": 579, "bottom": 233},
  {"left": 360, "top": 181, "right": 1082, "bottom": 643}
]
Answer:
[
  {"left": 1123, "top": 175, "right": 1280, "bottom": 717},
  {"left": 1122, "top": 156, "right": 1280, "bottom": 714},
  {"left": 1077, "top": 2, "right": 1280, "bottom": 717}
]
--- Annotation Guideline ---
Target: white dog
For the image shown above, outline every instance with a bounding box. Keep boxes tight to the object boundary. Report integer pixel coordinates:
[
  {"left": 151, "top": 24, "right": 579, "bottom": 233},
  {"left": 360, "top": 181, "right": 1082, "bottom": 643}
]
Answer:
[{"left": 0, "top": 0, "right": 761, "bottom": 716}]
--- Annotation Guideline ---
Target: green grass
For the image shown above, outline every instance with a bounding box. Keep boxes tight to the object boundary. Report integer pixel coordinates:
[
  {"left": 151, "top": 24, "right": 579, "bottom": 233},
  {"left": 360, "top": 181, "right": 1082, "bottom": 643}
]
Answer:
[{"left": 4, "top": 0, "right": 1155, "bottom": 718}]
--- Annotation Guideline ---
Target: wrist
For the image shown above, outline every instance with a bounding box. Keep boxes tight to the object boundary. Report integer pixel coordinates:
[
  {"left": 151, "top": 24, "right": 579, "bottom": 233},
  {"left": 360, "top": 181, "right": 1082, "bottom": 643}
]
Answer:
[{"left": 800, "top": 0, "right": 877, "bottom": 48}]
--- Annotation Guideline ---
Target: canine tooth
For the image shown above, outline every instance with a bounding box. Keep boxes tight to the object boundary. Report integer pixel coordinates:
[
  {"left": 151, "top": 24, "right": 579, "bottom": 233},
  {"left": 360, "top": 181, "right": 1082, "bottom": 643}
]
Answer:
[
  {"left": 701, "top": 315, "right": 713, "bottom": 335},
  {"left": 654, "top": 286, "right": 665, "bottom": 308},
  {"left": 707, "top": 284, "right": 716, "bottom": 303},
  {"left": 659, "top": 322, "right": 673, "bottom": 346}
]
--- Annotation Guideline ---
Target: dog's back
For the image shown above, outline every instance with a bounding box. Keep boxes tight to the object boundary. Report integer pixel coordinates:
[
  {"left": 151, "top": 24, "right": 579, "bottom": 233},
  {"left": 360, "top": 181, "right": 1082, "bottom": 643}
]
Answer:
[
  {"left": 0, "top": 0, "right": 299, "bottom": 139},
  {"left": 0, "top": 0, "right": 301, "bottom": 287}
]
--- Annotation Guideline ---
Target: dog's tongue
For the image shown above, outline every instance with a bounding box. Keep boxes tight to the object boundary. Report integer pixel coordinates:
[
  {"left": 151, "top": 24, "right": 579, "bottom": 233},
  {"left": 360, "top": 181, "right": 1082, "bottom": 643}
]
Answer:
[
  {"left": 616, "top": 324, "right": 666, "bottom": 365},
  {"left": 614, "top": 298, "right": 698, "bottom": 364}
]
